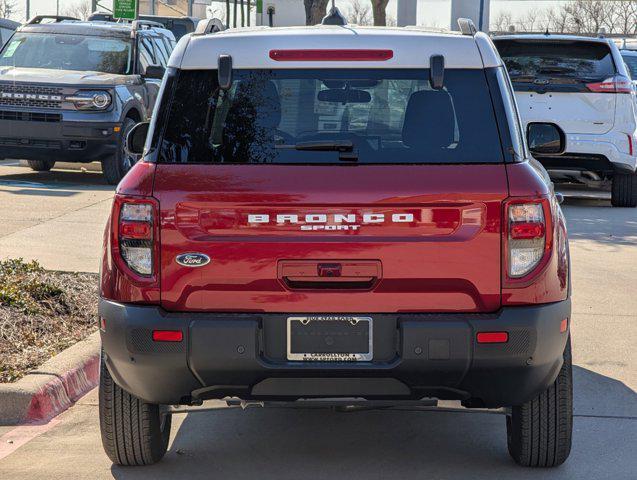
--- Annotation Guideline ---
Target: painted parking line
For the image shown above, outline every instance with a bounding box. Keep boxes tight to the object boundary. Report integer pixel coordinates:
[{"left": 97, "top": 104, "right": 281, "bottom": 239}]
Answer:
[{"left": 0, "top": 418, "right": 60, "bottom": 461}]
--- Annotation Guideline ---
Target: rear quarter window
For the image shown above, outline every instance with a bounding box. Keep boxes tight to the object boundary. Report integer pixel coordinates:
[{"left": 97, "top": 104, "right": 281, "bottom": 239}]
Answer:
[{"left": 155, "top": 68, "right": 504, "bottom": 165}]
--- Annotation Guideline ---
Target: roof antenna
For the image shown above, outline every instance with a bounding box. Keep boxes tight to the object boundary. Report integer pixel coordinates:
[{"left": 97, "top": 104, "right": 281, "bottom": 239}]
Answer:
[
  {"left": 321, "top": 0, "right": 347, "bottom": 26},
  {"left": 544, "top": 27, "right": 550, "bottom": 36}
]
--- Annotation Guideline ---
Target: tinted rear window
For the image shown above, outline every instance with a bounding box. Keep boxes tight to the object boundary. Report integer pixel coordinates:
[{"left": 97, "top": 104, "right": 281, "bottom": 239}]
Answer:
[
  {"left": 157, "top": 68, "right": 503, "bottom": 165},
  {"left": 496, "top": 40, "right": 615, "bottom": 83}
]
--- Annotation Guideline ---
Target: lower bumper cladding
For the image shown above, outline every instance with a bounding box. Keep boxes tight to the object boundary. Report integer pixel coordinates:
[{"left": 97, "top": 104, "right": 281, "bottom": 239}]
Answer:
[{"left": 99, "top": 298, "right": 570, "bottom": 408}]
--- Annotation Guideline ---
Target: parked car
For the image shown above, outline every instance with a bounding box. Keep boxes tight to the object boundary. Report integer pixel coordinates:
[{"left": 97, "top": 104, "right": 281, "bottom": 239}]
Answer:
[
  {"left": 620, "top": 48, "right": 637, "bottom": 85},
  {"left": 0, "top": 15, "right": 175, "bottom": 184},
  {"left": 0, "top": 18, "right": 19, "bottom": 47},
  {"left": 99, "top": 16, "right": 573, "bottom": 468},
  {"left": 494, "top": 34, "right": 637, "bottom": 207},
  {"left": 88, "top": 12, "right": 197, "bottom": 40}
]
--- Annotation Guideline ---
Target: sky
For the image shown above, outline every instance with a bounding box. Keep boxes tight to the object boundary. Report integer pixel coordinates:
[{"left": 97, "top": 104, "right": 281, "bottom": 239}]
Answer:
[{"left": 10, "top": 0, "right": 570, "bottom": 28}]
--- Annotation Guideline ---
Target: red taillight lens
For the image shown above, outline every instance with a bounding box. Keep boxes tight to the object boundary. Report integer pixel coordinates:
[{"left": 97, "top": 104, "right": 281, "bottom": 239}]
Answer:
[
  {"left": 117, "top": 200, "right": 155, "bottom": 277},
  {"left": 586, "top": 76, "right": 632, "bottom": 94},
  {"left": 152, "top": 330, "right": 183, "bottom": 342},
  {"left": 510, "top": 222, "right": 545, "bottom": 240},
  {"left": 269, "top": 49, "right": 393, "bottom": 62},
  {"left": 477, "top": 332, "right": 509, "bottom": 344},
  {"left": 120, "top": 221, "right": 151, "bottom": 239},
  {"left": 505, "top": 199, "right": 552, "bottom": 280}
]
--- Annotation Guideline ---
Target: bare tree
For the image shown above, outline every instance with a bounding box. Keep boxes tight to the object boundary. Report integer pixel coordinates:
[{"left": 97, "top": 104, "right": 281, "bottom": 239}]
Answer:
[
  {"left": 63, "top": 0, "right": 92, "bottom": 20},
  {"left": 516, "top": 8, "right": 543, "bottom": 32},
  {"left": 0, "top": 0, "right": 18, "bottom": 19},
  {"left": 491, "top": 10, "right": 513, "bottom": 32},
  {"left": 304, "top": 0, "right": 329, "bottom": 25},
  {"left": 347, "top": 0, "right": 371, "bottom": 26},
  {"left": 370, "top": 0, "right": 389, "bottom": 26}
]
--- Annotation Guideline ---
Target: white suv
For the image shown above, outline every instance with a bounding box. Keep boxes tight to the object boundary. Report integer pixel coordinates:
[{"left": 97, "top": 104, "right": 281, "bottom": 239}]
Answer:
[{"left": 494, "top": 35, "right": 637, "bottom": 207}]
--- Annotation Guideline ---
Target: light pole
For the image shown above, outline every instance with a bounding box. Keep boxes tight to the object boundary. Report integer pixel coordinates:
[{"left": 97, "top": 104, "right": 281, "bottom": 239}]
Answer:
[{"left": 25, "top": 0, "right": 30, "bottom": 20}]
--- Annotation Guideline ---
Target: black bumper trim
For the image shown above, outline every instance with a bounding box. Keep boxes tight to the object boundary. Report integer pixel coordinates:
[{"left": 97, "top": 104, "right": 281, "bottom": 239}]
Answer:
[{"left": 99, "top": 298, "right": 571, "bottom": 408}]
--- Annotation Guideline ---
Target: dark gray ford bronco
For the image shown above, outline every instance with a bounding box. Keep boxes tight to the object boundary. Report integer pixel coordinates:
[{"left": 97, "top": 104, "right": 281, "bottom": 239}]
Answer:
[{"left": 0, "top": 15, "right": 175, "bottom": 184}]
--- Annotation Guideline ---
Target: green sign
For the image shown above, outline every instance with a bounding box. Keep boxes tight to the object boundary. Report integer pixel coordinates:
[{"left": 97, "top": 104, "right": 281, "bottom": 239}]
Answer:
[{"left": 113, "top": 0, "right": 137, "bottom": 20}]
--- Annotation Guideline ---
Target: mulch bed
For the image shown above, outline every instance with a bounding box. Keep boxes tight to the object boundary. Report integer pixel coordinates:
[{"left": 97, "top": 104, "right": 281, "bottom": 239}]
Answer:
[{"left": 0, "top": 259, "right": 98, "bottom": 383}]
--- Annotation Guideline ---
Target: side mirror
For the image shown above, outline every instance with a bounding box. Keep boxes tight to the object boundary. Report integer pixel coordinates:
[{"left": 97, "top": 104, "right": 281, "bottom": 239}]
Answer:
[
  {"left": 143, "top": 65, "right": 165, "bottom": 80},
  {"left": 126, "top": 121, "right": 150, "bottom": 156},
  {"left": 527, "top": 122, "right": 565, "bottom": 156}
]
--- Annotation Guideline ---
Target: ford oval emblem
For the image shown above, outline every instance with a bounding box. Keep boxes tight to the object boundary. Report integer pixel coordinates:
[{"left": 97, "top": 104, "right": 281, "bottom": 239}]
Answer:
[{"left": 176, "top": 253, "right": 211, "bottom": 267}]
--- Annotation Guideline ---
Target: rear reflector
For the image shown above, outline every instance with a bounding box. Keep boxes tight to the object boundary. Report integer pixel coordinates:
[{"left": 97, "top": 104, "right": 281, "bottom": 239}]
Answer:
[
  {"left": 120, "top": 221, "right": 151, "bottom": 239},
  {"left": 269, "top": 49, "right": 393, "bottom": 62},
  {"left": 629, "top": 134, "right": 634, "bottom": 157},
  {"left": 476, "top": 332, "right": 509, "bottom": 344},
  {"left": 152, "top": 330, "right": 183, "bottom": 342},
  {"left": 510, "top": 222, "right": 545, "bottom": 240},
  {"left": 560, "top": 318, "right": 568, "bottom": 333}
]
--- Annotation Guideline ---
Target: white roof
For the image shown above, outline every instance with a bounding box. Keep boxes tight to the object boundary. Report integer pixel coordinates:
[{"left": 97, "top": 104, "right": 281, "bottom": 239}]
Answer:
[{"left": 169, "top": 26, "right": 502, "bottom": 70}]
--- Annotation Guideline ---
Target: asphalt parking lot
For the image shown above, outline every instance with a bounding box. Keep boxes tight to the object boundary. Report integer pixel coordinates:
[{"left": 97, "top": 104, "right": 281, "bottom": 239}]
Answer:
[{"left": 0, "top": 163, "right": 635, "bottom": 479}]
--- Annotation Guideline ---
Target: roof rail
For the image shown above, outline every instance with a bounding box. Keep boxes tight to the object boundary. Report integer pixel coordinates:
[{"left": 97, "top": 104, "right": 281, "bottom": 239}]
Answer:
[
  {"left": 131, "top": 19, "right": 164, "bottom": 30},
  {"left": 27, "top": 15, "right": 79, "bottom": 25},
  {"left": 457, "top": 18, "right": 477, "bottom": 36},
  {"left": 193, "top": 18, "right": 225, "bottom": 35}
]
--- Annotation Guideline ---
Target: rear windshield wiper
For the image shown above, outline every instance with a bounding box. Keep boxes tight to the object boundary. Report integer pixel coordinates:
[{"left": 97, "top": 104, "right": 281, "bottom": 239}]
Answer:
[
  {"left": 277, "top": 140, "right": 354, "bottom": 152},
  {"left": 276, "top": 140, "right": 358, "bottom": 161}
]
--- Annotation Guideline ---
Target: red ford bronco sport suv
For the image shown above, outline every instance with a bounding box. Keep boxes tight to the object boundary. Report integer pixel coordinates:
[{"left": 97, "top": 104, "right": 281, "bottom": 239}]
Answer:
[{"left": 99, "top": 16, "right": 573, "bottom": 468}]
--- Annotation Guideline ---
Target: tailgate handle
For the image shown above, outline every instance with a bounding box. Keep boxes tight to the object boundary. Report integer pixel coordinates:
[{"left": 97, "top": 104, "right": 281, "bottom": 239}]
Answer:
[{"left": 279, "top": 260, "right": 381, "bottom": 290}]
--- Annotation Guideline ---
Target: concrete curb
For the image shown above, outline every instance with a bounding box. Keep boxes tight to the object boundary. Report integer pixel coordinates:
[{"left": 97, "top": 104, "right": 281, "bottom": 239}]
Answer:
[{"left": 0, "top": 332, "right": 101, "bottom": 426}]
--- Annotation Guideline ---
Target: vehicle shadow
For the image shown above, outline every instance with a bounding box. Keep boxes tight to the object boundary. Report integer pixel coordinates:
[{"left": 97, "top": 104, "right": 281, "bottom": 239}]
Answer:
[
  {"left": 109, "top": 366, "right": 637, "bottom": 480},
  {"left": 560, "top": 196, "right": 637, "bottom": 247},
  {"left": 0, "top": 167, "right": 111, "bottom": 191}
]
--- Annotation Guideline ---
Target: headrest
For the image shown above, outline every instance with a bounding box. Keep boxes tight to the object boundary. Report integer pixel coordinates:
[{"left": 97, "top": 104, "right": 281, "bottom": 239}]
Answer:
[
  {"left": 402, "top": 90, "right": 456, "bottom": 150},
  {"left": 234, "top": 79, "right": 281, "bottom": 129}
]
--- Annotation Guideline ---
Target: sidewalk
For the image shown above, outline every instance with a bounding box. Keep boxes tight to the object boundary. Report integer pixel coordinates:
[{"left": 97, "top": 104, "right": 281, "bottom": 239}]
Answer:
[{"left": 0, "top": 161, "right": 113, "bottom": 273}]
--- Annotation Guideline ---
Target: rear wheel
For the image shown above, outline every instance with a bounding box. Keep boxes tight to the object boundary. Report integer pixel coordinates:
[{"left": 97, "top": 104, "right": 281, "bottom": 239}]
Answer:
[
  {"left": 99, "top": 354, "right": 171, "bottom": 466},
  {"left": 611, "top": 172, "right": 637, "bottom": 207},
  {"left": 506, "top": 336, "right": 572, "bottom": 467},
  {"left": 101, "top": 118, "right": 138, "bottom": 185},
  {"left": 26, "top": 159, "right": 55, "bottom": 171}
]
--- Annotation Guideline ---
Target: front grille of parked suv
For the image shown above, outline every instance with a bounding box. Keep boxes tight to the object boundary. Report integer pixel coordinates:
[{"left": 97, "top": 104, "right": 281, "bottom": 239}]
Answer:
[{"left": 0, "top": 83, "right": 64, "bottom": 109}]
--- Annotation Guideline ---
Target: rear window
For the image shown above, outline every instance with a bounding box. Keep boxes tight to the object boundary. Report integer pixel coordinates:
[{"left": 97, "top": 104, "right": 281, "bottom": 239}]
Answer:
[
  {"left": 496, "top": 40, "right": 616, "bottom": 84},
  {"left": 156, "top": 68, "right": 503, "bottom": 165}
]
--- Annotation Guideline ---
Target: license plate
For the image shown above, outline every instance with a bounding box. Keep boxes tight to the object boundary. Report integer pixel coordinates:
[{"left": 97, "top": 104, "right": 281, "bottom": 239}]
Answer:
[{"left": 287, "top": 316, "right": 373, "bottom": 361}]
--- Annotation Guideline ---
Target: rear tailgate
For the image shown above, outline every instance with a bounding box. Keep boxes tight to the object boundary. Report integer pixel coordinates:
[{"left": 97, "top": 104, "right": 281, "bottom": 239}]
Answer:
[
  {"left": 495, "top": 39, "right": 617, "bottom": 134},
  {"left": 155, "top": 164, "right": 508, "bottom": 313}
]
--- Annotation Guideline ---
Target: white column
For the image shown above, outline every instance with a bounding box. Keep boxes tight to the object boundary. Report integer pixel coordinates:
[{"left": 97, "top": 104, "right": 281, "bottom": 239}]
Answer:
[
  {"left": 450, "top": 0, "right": 490, "bottom": 32},
  {"left": 396, "top": 0, "right": 418, "bottom": 27}
]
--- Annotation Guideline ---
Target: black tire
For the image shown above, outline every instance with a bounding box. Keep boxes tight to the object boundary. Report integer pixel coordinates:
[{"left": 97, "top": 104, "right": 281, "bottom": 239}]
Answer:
[
  {"left": 26, "top": 159, "right": 55, "bottom": 171},
  {"left": 506, "top": 336, "right": 573, "bottom": 468},
  {"left": 611, "top": 173, "right": 637, "bottom": 208},
  {"left": 101, "top": 118, "right": 138, "bottom": 185},
  {"left": 99, "top": 354, "right": 171, "bottom": 466}
]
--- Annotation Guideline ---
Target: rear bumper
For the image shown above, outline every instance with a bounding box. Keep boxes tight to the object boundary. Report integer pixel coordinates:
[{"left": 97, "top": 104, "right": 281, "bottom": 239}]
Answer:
[
  {"left": 0, "top": 114, "right": 120, "bottom": 162},
  {"left": 99, "top": 298, "right": 571, "bottom": 408},
  {"left": 538, "top": 131, "right": 637, "bottom": 173}
]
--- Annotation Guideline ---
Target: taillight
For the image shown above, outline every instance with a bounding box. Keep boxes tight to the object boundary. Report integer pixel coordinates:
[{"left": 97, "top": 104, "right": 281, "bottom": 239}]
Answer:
[
  {"left": 586, "top": 75, "right": 632, "bottom": 93},
  {"left": 118, "top": 200, "right": 155, "bottom": 277},
  {"left": 505, "top": 199, "right": 552, "bottom": 280}
]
